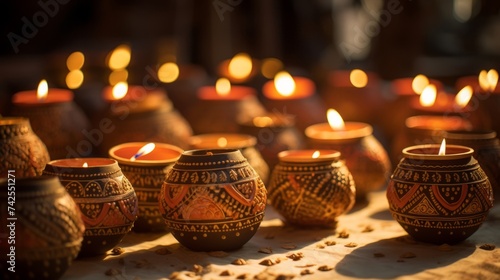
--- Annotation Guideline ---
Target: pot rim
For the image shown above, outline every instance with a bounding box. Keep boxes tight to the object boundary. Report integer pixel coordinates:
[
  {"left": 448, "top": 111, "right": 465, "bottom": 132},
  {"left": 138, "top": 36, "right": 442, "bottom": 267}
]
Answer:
[
  {"left": 0, "top": 116, "right": 29, "bottom": 126},
  {"left": 305, "top": 122, "right": 372, "bottom": 141},
  {"left": 402, "top": 144, "right": 474, "bottom": 160},
  {"left": 109, "top": 142, "right": 183, "bottom": 166},
  {"left": 278, "top": 149, "right": 340, "bottom": 162},
  {"left": 444, "top": 130, "right": 497, "bottom": 140}
]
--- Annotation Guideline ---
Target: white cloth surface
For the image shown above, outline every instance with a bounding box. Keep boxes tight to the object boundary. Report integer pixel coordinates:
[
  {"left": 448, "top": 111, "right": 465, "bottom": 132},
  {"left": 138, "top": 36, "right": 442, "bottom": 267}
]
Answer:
[{"left": 62, "top": 190, "right": 500, "bottom": 280}]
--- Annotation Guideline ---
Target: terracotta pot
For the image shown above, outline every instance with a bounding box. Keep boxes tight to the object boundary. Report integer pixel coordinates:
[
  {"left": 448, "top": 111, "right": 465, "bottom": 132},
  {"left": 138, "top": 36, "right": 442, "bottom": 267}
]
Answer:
[
  {"left": 305, "top": 122, "right": 391, "bottom": 199},
  {"left": 11, "top": 91, "right": 91, "bottom": 160},
  {"left": 238, "top": 113, "right": 306, "bottom": 172},
  {"left": 97, "top": 86, "right": 192, "bottom": 155},
  {"left": 0, "top": 176, "right": 85, "bottom": 280},
  {"left": 0, "top": 117, "right": 50, "bottom": 178},
  {"left": 109, "top": 142, "right": 183, "bottom": 232},
  {"left": 43, "top": 158, "right": 138, "bottom": 256},
  {"left": 267, "top": 150, "right": 356, "bottom": 227},
  {"left": 189, "top": 133, "right": 270, "bottom": 185},
  {"left": 159, "top": 149, "right": 267, "bottom": 251},
  {"left": 444, "top": 130, "right": 500, "bottom": 199},
  {"left": 386, "top": 144, "right": 493, "bottom": 244}
]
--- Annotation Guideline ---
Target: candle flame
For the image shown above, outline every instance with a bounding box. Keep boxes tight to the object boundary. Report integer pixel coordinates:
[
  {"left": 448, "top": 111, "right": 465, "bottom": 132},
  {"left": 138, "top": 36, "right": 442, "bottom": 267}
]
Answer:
[
  {"left": 66, "top": 70, "right": 84, "bottom": 89},
  {"left": 107, "top": 44, "right": 131, "bottom": 70},
  {"left": 228, "top": 53, "right": 252, "bottom": 80},
  {"left": 312, "top": 150, "right": 320, "bottom": 158},
  {"left": 130, "top": 143, "right": 156, "bottom": 161},
  {"left": 112, "top": 82, "right": 128, "bottom": 100},
  {"left": 349, "top": 69, "right": 368, "bottom": 88},
  {"left": 274, "top": 71, "right": 296, "bottom": 97},
  {"left": 327, "top": 109, "right": 346, "bottom": 130},
  {"left": 454, "top": 85, "right": 473, "bottom": 109},
  {"left": 158, "top": 62, "right": 179, "bottom": 83},
  {"left": 217, "top": 137, "right": 228, "bottom": 148},
  {"left": 261, "top": 58, "right": 283, "bottom": 79},
  {"left": 419, "top": 84, "right": 437, "bottom": 107},
  {"left": 487, "top": 69, "right": 498, "bottom": 91},
  {"left": 83, "top": 162, "right": 88, "bottom": 168},
  {"left": 479, "top": 69, "right": 498, "bottom": 92},
  {"left": 411, "top": 74, "right": 430, "bottom": 94},
  {"left": 215, "top": 78, "right": 231, "bottom": 96},
  {"left": 438, "top": 139, "right": 446, "bottom": 155},
  {"left": 108, "top": 69, "right": 129, "bottom": 86},
  {"left": 37, "top": 79, "right": 48, "bottom": 101},
  {"left": 253, "top": 116, "right": 274, "bottom": 127}
]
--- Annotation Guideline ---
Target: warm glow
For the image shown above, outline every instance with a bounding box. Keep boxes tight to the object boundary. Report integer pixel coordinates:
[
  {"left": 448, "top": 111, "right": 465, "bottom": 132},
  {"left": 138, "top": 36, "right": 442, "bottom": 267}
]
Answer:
[
  {"left": 112, "top": 82, "right": 128, "bottom": 100},
  {"left": 66, "top": 51, "right": 85, "bottom": 71},
  {"left": 107, "top": 44, "right": 131, "bottom": 70},
  {"left": 274, "top": 71, "right": 296, "bottom": 97},
  {"left": 215, "top": 78, "right": 231, "bottom": 96},
  {"left": 83, "top": 162, "right": 88, "bottom": 168},
  {"left": 454, "top": 85, "right": 473, "bottom": 109},
  {"left": 349, "top": 69, "right": 368, "bottom": 88},
  {"left": 66, "top": 70, "right": 84, "bottom": 89},
  {"left": 411, "top": 74, "right": 429, "bottom": 94},
  {"left": 217, "top": 137, "right": 228, "bottom": 148},
  {"left": 419, "top": 84, "right": 437, "bottom": 107},
  {"left": 253, "top": 116, "right": 274, "bottom": 127},
  {"left": 478, "top": 69, "right": 498, "bottom": 92},
  {"left": 312, "top": 150, "right": 320, "bottom": 158},
  {"left": 158, "top": 62, "right": 180, "bottom": 83},
  {"left": 108, "top": 69, "right": 129, "bottom": 86},
  {"left": 37, "top": 79, "right": 48, "bottom": 101},
  {"left": 487, "top": 69, "right": 498, "bottom": 91},
  {"left": 438, "top": 139, "right": 446, "bottom": 155},
  {"left": 327, "top": 109, "right": 346, "bottom": 130},
  {"left": 130, "top": 143, "right": 156, "bottom": 161},
  {"left": 228, "top": 52, "right": 252, "bottom": 80}
]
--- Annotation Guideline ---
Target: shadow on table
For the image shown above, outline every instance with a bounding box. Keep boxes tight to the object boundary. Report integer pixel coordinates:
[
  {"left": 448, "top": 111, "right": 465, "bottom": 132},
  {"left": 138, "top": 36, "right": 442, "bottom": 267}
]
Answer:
[{"left": 335, "top": 235, "right": 476, "bottom": 279}]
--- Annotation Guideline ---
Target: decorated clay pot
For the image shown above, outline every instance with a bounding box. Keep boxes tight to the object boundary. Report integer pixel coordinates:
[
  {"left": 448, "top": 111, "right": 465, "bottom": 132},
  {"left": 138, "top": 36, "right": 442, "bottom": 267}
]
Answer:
[
  {"left": 0, "top": 176, "right": 85, "bottom": 280},
  {"left": 43, "top": 158, "right": 138, "bottom": 256},
  {"left": 159, "top": 149, "right": 267, "bottom": 251},
  {"left": 444, "top": 130, "right": 500, "bottom": 199},
  {"left": 267, "top": 150, "right": 356, "bottom": 227},
  {"left": 386, "top": 144, "right": 493, "bottom": 244},
  {"left": 305, "top": 122, "right": 391, "bottom": 200},
  {"left": 189, "top": 133, "right": 270, "bottom": 185},
  {"left": 98, "top": 86, "right": 192, "bottom": 155},
  {"left": 109, "top": 142, "right": 183, "bottom": 232},
  {"left": 0, "top": 117, "right": 50, "bottom": 178}
]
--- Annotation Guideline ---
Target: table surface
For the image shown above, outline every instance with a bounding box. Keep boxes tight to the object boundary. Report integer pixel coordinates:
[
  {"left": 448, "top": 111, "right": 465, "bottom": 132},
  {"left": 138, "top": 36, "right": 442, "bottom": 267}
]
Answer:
[{"left": 62, "top": 190, "right": 500, "bottom": 280}]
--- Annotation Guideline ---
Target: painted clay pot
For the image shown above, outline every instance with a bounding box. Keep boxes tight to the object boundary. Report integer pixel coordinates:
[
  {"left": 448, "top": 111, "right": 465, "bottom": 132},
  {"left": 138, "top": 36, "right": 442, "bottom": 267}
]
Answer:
[
  {"left": 444, "top": 130, "right": 500, "bottom": 199},
  {"left": 11, "top": 89, "right": 91, "bottom": 160},
  {"left": 267, "top": 150, "right": 356, "bottom": 228},
  {"left": 43, "top": 158, "right": 138, "bottom": 256},
  {"left": 109, "top": 142, "right": 183, "bottom": 232},
  {"left": 0, "top": 117, "right": 50, "bottom": 178},
  {"left": 159, "top": 149, "right": 267, "bottom": 251},
  {"left": 386, "top": 144, "right": 493, "bottom": 244},
  {"left": 0, "top": 176, "right": 85, "bottom": 280},
  {"left": 189, "top": 133, "right": 270, "bottom": 185},
  {"left": 305, "top": 122, "right": 391, "bottom": 200}
]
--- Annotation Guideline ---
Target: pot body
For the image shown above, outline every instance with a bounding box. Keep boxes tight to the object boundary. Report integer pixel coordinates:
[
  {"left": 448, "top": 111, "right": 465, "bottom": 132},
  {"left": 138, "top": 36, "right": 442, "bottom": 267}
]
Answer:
[
  {"left": 0, "top": 117, "right": 50, "bottom": 178},
  {"left": 386, "top": 151, "right": 493, "bottom": 244},
  {"left": 43, "top": 158, "right": 138, "bottom": 256},
  {"left": 267, "top": 154, "right": 356, "bottom": 227},
  {"left": 0, "top": 176, "right": 84, "bottom": 280},
  {"left": 159, "top": 149, "right": 267, "bottom": 251}
]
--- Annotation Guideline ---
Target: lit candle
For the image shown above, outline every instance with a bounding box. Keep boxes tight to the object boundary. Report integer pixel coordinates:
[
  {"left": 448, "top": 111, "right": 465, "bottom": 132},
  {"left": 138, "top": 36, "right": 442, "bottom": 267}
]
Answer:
[
  {"left": 197, "top": 78, "right": 257, "bottom": 100},
  {"left": 277, "top": 149, "right": 340, "bottom": 163},
  {"left": 109, "top": 142, "right": 182, "bottom": 165},
  {"left": 102, "top": 83, "right": 169, "bottom": 113},
  {"left": 12, "top": 79, "right": 73, "bottom": 105},
  {"left": 410, "top": 84, "right": 472, "bottom": 114},
  {"left": 305, "top": 109, "right": 372, "bottom": 141},
  {"left": 262, "top": 71, "right": 315, "bottom": 100}
]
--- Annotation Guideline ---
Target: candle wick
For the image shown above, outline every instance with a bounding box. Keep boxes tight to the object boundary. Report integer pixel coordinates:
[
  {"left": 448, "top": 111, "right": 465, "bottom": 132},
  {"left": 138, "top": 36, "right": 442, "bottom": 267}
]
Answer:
[{"left": 130, "top": 152, "right": 145, "bottom": 161}]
